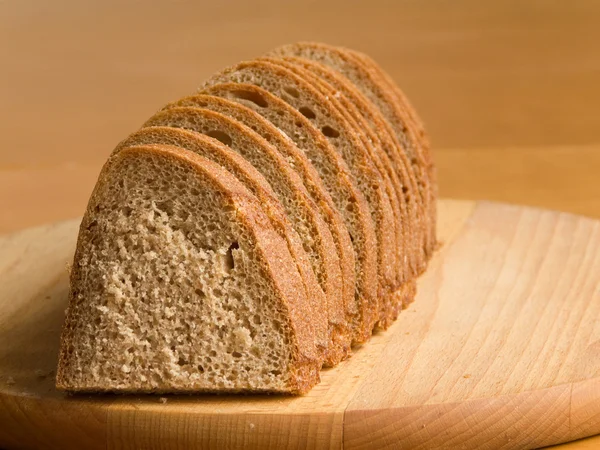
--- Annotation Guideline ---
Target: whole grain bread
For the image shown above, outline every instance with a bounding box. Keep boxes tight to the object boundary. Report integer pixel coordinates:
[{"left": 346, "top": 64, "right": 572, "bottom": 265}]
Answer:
[
  {"left": 56, "top": 42, "right": 437, "bottom": 395},
  {"left": 57, "top": 144, "right": 321, "bottom": 394},
  {"left": 141, "top": 107, "right": 344, "bottom": 365},
  {"left": 160, "top": 95, "right": 354, "bottom": 364},
  {"left": 203, "top": 82, "right": 378, "bottom": 344},
  {"left": 201, "top": 60, "right": 397, "bottom": 338}
]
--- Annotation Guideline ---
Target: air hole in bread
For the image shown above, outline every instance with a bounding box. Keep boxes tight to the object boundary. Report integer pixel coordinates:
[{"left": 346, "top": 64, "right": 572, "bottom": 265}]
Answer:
[
  {"left": 177, "top": 357, "right": 187, "bottom": 366},
  {"left": 349, "top": 233, "right": 354, "bottom": 243},
  {"left": 298, "top": 106, "right": 316, "bottom": 119},
  {"left": 86, "top": 220, "right": 98, "bottom": 230},
  {"left": 232, "top": 351, "right": 242, "bottom": 358},
  {"left": 206, "top": 130, "right": 233, "bottom": 147},
  {"left": 231, "top": 90, "right": 268, "bottom": 108},
  {"left": 121, "top": 206, "right": 132, "bottom": 217},
  {"left": 155, "top": 200, "right": 173, "bottom": 216},
  {"left": 402, "top": 186, "right": 409, "bottom": 194},
  {"left": 295, "top": 121, "right": 303, "bottom": 128},
  {"left": 180, "top": 210, "right": 190, "bottom": 221},
  {"left": 197, "top": 365, "right": 205, "bottom": 373},
  {"left": 321, "top": 126, "right": 340, "bottom": 138},
  {"left": 283, "top": 86, "right": 300, "bottom": 98},
  {"left": 224, "top": 242, "right": 239, "bottom": 273}
]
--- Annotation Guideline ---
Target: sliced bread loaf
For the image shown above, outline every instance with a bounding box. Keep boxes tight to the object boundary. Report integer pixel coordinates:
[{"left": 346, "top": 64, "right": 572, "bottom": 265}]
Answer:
[
  {"left": 202, "top": 82, "right": 378, "bottom": 344},
  {"left": 201, "top": 61, "right": 397, "bottom": 337},
  {"left": 141, "top": 108, "right": 345, "bottom": 365},
  {"left": 161, "top": 95, "right": 355, "bottom": 363},
  {"left": 56, "top": 144, "right": 321, "bottom": 394}
]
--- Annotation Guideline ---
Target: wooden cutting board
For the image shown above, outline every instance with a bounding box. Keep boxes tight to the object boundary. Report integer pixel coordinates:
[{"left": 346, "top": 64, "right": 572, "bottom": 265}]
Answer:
[{"left": 0, "top": 199, "right": 598, "bottom": 450}]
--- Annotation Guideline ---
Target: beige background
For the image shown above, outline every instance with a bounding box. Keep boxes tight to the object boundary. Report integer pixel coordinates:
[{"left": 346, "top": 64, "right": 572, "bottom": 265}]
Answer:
[{"left": 0, "top": 0, "right": 598, "bottom": 447}]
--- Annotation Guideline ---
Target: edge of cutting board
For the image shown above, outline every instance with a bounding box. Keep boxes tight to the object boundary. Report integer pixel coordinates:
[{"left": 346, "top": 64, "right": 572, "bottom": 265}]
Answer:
[{"left": 0, "top": 199, "right": 599, "bottom": 450}]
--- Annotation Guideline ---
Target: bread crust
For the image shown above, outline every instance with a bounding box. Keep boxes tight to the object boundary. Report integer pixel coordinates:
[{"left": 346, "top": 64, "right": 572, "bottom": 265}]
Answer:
[{"left": 345, "top": 49, "right": 438, "bottom": 262}]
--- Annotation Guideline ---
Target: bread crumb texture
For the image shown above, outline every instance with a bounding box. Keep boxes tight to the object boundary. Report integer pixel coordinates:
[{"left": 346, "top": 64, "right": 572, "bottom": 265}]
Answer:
[{"left": 58, "top": 149, "right": 302, "bottom": 393}]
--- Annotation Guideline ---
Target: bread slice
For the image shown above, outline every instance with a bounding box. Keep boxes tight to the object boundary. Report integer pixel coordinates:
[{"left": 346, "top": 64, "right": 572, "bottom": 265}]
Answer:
[
  {"left": 261, "top": 57, "right": 405, "bottom": 327},
  {"left": 202, "top": 82, "right": 378, "bottom": 344},
  {"left": 269, "top": 42, "right": 436, "bottom": 267},
  {"left": 201, "top": 61, "right": 398, "bottom": 337},
  {"left": 112, "top": 127, "right": 329, "bottom": 365},
  {"left": 141, "top": 107, "right": 344, "bottom": 365},
  {"left": 280, "top": 56, "right": 425, "bottom": 284},
  {"left": 161, "top": 95, "right": 354, "bottom": 364},
  {"left": 56, "top": 144, "right": 321, "bottom": 394}
]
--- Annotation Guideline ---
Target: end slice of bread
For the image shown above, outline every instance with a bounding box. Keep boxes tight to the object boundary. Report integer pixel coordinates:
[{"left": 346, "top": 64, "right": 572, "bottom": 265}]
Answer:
[{"left": 56, "top": 144, "right": 320, "bottom": 394}]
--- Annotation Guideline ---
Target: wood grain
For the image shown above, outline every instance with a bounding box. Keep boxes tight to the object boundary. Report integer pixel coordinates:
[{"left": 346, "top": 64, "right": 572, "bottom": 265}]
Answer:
[{"left": 1, "top": 200, "right": 599, "bottom": 450}]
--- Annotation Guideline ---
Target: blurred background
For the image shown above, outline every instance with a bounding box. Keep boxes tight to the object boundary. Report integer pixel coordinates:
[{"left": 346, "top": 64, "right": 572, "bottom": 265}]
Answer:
[{"left": 1, "top": 0, "right": 599, "bottom": 233}]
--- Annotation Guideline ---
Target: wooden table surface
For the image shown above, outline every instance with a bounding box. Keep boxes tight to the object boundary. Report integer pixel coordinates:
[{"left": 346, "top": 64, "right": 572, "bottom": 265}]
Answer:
[{"left": 1, "top": 0, "right": 598, "bottom": 448}]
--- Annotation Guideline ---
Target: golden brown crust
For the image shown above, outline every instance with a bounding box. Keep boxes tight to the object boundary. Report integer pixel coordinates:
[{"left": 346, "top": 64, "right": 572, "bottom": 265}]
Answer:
[
  {"left": 348, "top": 49, "right": 437, "bottom": 268},
  {"left": 345, "top": 49, "right": 437, "bottom": 267}
]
